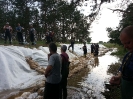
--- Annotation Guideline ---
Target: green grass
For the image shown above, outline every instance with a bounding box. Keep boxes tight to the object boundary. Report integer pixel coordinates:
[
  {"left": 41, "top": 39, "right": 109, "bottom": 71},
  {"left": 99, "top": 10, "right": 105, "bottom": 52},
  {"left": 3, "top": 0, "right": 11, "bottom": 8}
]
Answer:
[
  {"left": 0, "top": 40, "right": 62, "bottom": 48},
  {"left": 103, "top": 43, "right": 127, "bottom": 57}
]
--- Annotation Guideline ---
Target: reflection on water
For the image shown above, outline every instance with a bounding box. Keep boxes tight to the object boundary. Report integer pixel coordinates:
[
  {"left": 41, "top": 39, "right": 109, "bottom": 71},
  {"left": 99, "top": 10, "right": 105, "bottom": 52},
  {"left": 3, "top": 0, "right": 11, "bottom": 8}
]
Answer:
[
  {"left": 94, "top": 57, "right": 99, "bottom": 66},
  {"left": 68, "top": 67, "right": 90, "bottom": 88},
  {"left": 68, "top": 51, "right": 119, "bottom": 99}
]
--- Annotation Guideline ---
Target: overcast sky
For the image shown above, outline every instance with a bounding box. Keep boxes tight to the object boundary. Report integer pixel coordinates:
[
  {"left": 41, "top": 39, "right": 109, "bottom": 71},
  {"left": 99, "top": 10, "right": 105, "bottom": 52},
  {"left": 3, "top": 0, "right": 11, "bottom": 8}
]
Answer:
[
  {"left": 90, "top": 4, "right": 121, "bottom": 43},
  {"left": 78, "top": 1, "right": 122, "bottom": 43}
]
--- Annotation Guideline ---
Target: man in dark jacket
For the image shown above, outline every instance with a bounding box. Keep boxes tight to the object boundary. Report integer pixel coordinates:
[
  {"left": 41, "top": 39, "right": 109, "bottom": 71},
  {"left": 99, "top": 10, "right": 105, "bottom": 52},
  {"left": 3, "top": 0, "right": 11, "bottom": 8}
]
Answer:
[
  {"left": 16, "top": 23, "right": 24, "bottom": 44},
  {"left": 60, "top": 45, "right": 70, "bottom": 99},
  {"left": 68, "top": 38, "right": 75, "bottom": 52},
  {"left": 109, "top": 26, "right": 133, "bottom": 99},
  {"left": 91, "top": 43, "right": 94, "bottom": 54}
]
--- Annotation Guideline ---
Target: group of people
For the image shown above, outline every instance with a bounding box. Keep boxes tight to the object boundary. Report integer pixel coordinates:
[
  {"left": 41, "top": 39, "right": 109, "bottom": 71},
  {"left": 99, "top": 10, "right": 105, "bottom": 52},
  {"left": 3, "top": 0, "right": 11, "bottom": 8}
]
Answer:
[
  {"left": 3, "top": 22, "right": 36, "bottom": 45},
  {"left": 68, "top": 38, "right": 88, "bottom": 57},
  {"left": 91, "top": 43, "right": 99, "bottom": 56},
  {"left": 44, "top": 26, "right": 133, "bottom": 99},
  {"left": 3, "top": 21, "right": 133, "bottom": 98},
  {"left": 44, "top": 42, "right": 70, "bottom": 99}
]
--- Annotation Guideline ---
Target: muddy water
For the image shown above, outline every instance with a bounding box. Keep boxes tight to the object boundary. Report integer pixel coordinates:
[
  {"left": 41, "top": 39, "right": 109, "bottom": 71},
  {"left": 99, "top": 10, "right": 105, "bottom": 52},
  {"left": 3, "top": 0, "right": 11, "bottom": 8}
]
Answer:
[{"left": 68, "top": 51, "right": 119, "bottom": 99}]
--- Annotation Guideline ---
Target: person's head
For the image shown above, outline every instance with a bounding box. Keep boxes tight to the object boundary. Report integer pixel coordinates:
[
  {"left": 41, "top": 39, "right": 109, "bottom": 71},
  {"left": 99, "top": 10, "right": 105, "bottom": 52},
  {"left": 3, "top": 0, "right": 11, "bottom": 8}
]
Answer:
[
  {"left": 18, "top": 23, "right": 20, "bottom": 26},
  {"left": 61, "top": 45, "right": 67, "bottom": 52},
  {"left": 6, "top": 22, "right": 9, "bottom": 26},
  {"left": 49, "top": 42, "right": 57, "bottom": 53},
  {"left": 30, "top": 24, "right": 33, "bottom": 28},
  {"left": 83, "top": 42, "right": 86, "bottom": 45},
  {"left": 120, "top": 26, "right": 133, "bottom": 52}
]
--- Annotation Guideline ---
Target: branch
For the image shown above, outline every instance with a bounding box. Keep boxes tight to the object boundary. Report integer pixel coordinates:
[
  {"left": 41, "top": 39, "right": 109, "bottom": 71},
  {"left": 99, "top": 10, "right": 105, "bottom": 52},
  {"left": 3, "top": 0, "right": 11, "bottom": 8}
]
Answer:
[{"left": 108, "top": 8, "right": 130, "bottom": 14}]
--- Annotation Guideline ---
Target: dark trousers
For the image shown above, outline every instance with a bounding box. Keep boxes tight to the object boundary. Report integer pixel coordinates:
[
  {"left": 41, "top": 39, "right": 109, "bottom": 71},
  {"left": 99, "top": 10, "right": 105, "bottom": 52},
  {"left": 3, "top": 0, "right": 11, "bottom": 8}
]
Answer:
[
  {"left": 46, "top": 36, "right": 51, "bottom": 44},
  {"left": 17, "top": 32, "right": 23, "bottom": 44},
  {"left": 29, "top": 33, "right": 35, "bottom": 45},
  {"left": 68, "top": 44, "right": 74, "bottom": 52},
  {"left": 44, "top": 82, "right": 60, "bottom": 99},
  {"left": 91, "top": 48, "right": 94, "bottom": 53},
  {"left": 50, "top": 37, "right": 53, "bottom": 42},
  {"left": 60, "top": 78, "right": 67, "bottom": 99},
  {"left": 5, "top": 32, "right": 11, "bottom": 43}
]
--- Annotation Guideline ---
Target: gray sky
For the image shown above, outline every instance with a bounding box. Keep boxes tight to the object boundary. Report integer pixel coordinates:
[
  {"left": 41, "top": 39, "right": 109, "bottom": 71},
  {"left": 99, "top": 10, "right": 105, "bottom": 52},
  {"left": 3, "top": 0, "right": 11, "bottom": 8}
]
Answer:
[
  {"left": 78, "top": 1, "right": 122, "bottom": 43},
  {"left": 90, "top": 3, "right": 121, "bottom": 43}
]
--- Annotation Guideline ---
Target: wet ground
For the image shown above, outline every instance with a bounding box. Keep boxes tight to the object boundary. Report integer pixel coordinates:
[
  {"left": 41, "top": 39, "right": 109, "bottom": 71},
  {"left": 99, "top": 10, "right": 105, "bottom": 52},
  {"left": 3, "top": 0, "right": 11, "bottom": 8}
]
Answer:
[
  {"left": 0, "top": 50, "right": 119, "bottom": 99},
  {"left": 67, "top": 51, "right": 119, "bottom": 99}
]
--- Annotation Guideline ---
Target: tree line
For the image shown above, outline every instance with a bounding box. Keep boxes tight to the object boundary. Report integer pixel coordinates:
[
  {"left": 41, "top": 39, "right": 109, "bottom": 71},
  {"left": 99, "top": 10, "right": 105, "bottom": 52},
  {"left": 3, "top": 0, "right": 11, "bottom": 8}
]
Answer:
[
  {"left": 0, "top": 0, "right": 130, "bottom": 43},
  {"left": 0, "top": 0, "right": 92, "bottom": 43},
  {"left": 106, "top": 2, "right": 133, "bottom": 44}
]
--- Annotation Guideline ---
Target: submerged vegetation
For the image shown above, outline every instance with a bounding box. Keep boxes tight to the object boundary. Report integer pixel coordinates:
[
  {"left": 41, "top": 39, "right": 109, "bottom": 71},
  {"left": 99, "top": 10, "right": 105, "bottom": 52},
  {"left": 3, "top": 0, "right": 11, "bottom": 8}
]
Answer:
[
  {"left": 103, "top": 43, "right": 127, "bottom": 57},
  {"left": 103, "top": 62, "right": 121, "bottom": 99},
  {"left": 102, "top": 43, "right": 125, "bottom": 99}
]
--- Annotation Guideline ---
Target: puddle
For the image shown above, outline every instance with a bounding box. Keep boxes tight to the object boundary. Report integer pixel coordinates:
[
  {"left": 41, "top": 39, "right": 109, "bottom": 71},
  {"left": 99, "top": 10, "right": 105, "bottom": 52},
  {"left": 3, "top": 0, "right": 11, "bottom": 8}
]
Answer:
[{"left": 68, "top": 51, "right": 119, "bottom": 99}]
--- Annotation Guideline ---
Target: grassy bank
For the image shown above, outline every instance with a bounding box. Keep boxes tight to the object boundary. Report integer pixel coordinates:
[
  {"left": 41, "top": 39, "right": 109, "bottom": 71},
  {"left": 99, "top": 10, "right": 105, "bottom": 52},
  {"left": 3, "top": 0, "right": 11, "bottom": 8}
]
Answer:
[
  {"left": 0, "top": 40, "right": 61, "bottom": 48},
  {"left": 103, "top": 43, "right": 127, "bottom": 57}
]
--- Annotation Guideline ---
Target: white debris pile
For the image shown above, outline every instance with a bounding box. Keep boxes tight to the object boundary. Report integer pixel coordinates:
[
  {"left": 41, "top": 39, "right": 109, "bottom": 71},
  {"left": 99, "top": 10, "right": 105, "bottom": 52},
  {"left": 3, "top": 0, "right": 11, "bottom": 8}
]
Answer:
[
  {"left": 69, "top": 53, "right": 93, "bottom": 77},
  {"left": 15, "top": 85, "right": 44, "bottom": 99},
  {"left": 0, "top": 44, "right": 109, "bottom": 99},
  {"left": 0, "top": 46, "right": 46, "bottom": 92}
]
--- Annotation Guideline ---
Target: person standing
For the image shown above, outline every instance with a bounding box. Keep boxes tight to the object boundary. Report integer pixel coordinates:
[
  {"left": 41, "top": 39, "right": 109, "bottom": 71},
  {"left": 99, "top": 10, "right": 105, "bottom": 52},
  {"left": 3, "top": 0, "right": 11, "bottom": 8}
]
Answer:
[
  {"left": 68, "top": 38, "right": 75, "bottom": 52},
  {"left": 44, "top": 42, "right": 62, "bottom": 99},
  {"left": 60, "top": 45, "right": 70, "bottom": 99},
  {"left": 45, "top": 30, "right": 50, "bottom": 44},
  {"left": 29, "top": 25, "right": 35, "bottom": 45},
  {"left": 109, "top": 26, "right": 133, "bottom": 99},
  {"left": 49, "top": 31, "right": 54, "bottom": 42},
  {"left": 16, "top": 23, "right": 24, "bottom": 44},
  {"left": 95, "top": 43, "right": 99, "bottom": 56},
  {"left": 91, "top": 43, "right": 94, "bottom": 54},
  {"left": 3, "top": 22, "right": 13, "bottom": 44},
  {"left": 83, "top": 43, "right": 87, "bottom": 58},
  {"left": 94, "top": 43, "right": 99, "bottom": 56}
]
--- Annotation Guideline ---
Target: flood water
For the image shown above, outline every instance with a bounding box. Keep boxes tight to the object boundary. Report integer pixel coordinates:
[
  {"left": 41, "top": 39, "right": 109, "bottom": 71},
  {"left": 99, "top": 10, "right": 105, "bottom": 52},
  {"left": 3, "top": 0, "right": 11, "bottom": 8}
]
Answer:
[
  {"left": 0, "top": 49, "right": 120, "bottom": 99},
  {"left": 68, "top": 50, "right": 119, "bottom": 99}
]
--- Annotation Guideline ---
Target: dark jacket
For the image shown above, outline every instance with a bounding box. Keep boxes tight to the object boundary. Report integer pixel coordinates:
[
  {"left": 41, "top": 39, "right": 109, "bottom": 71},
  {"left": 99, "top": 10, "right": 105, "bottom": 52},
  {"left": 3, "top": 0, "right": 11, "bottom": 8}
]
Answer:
[{"left": 61, "top": 53, "right": 70, "bottom": 78}]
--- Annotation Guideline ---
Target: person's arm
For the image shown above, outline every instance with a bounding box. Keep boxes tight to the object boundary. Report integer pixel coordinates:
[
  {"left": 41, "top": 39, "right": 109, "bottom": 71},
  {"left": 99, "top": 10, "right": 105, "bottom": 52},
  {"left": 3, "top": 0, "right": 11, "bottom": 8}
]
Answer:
[
  {"left": 117, "top": 71, "right": 122, "bottom": 77},
  {"left": 45, "top": 55, "right": 54, "bottom": 77},
  {"left": 45, "top": 65, "right": 52, "bottom": 78},
  {"left": 33, "top": 28, "right": 35, "bottom": 34},
  {"left": 10, "top": 26, "right": 13, "bottom": 33},
  {"left": 16, "top": 27, "right": 18, "bottom": 32},
  {"left": 48, "top": 53, "right": 52, "bottom": 61},
  {"left": 109, "top": 71, "right": 121, "bottom": 85},
  {"left": 3, "top": 26, "right": 6, "bottom": 30}
]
